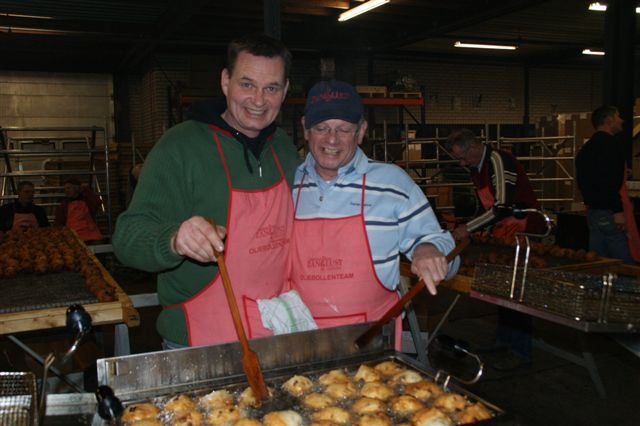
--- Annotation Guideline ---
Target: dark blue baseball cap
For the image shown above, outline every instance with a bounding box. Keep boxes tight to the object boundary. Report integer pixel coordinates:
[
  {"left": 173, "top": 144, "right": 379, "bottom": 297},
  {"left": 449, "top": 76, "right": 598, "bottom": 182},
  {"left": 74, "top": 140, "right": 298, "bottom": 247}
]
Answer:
[{"left": 303, "top": 80, "right": 363, "bottom": 129}]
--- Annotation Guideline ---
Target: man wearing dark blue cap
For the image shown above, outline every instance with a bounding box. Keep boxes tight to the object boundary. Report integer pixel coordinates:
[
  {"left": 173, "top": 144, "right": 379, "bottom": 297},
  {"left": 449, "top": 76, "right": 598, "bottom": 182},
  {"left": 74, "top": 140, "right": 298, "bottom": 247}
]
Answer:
[{"left": 289, "top": 80, "right": 459, "bottom": 347}]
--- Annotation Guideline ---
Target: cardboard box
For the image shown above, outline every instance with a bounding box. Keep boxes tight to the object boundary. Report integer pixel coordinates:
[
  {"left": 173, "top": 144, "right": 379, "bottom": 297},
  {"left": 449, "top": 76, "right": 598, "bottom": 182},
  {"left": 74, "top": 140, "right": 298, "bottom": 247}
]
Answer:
[
  {"left": 355, "top": 85, "right": 387, "bottom": 97},
  {"left": 404, "top": 143, "right": 422, "bottom": 160},
  {"left": 426, "top": 185, "right": 453, "bottom": 209}
]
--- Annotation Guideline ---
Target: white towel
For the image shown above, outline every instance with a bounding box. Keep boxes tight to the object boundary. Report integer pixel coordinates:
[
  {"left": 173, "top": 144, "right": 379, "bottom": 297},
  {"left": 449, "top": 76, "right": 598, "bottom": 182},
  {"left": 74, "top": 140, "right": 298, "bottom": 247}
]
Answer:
[{"left": 257, "top": 290, "right": 318, "bottom": 335}]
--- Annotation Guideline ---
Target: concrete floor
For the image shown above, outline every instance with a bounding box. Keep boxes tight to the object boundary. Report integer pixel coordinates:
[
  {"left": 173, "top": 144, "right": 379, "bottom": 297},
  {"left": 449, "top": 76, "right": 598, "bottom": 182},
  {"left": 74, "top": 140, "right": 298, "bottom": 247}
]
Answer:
[{"left": 2, "top": 261, "right": 639, "bottom": 425}]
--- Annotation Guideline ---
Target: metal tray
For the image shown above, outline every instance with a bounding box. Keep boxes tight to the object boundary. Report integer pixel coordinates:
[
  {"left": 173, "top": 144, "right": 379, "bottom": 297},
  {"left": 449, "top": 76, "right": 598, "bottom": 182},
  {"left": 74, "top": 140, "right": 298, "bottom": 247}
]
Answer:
[{"left": 94, "top": 323, "right": 514, "bottom": 425}]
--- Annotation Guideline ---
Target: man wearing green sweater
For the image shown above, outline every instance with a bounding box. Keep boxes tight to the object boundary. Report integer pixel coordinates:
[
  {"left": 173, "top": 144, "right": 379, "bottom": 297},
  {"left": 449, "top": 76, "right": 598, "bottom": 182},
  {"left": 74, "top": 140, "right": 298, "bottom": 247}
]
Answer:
[{"left": 113, "top": 34, "right": 299, "bottom": 348}]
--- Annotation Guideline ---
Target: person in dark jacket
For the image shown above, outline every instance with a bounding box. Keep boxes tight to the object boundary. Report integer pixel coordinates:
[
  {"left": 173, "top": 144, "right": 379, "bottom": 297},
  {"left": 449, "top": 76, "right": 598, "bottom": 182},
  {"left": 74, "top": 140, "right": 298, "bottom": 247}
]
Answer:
[
  {"left": 447, "top": 128, "right": 546, "bottom": 240},
  {"left": 0, "top": 181, "right": 49, "bottom": 233},
  {"left": 446, "top": 128, "right": 547, "bottom": 371},
  {"left": 576, "top": 105, "right": 639, "bottom": 264}
]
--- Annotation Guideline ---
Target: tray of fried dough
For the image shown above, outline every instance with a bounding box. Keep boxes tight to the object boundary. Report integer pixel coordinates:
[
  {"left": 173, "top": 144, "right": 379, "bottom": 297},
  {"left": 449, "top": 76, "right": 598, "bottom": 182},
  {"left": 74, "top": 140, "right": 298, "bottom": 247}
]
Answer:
[{"left": 115, "top": 357, "right": 505, "bottom": 426}]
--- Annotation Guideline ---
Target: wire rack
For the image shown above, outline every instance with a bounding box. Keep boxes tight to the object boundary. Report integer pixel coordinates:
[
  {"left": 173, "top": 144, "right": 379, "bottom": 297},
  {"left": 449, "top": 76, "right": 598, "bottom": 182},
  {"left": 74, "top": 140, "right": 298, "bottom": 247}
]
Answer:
[{"left": 0, "top": 372, "right": 38, "bottom": 426}]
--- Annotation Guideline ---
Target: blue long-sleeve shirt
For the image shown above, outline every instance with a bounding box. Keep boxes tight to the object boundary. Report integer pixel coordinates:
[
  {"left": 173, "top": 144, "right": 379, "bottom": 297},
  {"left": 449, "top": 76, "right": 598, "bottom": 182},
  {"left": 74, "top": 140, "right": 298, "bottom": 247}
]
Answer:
[{"left": 292, "top": 147, "right": 459, "bottom": 290}]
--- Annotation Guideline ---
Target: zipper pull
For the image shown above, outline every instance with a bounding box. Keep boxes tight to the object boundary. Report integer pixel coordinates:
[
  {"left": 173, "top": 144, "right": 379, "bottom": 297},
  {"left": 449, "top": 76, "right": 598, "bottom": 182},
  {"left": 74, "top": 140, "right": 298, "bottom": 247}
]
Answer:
[{"left": 259, "top": 164, "right": 263, "bottom": 177}]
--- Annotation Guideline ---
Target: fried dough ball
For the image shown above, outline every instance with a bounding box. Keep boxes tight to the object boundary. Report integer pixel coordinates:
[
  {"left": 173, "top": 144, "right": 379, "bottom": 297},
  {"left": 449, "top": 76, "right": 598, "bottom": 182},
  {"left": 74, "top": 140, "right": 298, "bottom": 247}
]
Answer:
[
  {"left": 389, "top": 370, "right": 422, "bottom": 385},
  {"left": 238, "top": 386, "right": 274, "bottom": 408},
  {"left": 458, "top": 402, "right": 492, "bottom": 424},
  {"left": 282, "top": 375, "right": 314, "bottom": 397},
  {"left": 309, "top": 421, "right": 339, "bottom": 426},
  {"left": 411, "top": 407, "right": 453, "bottom": 426},
  {"left": 303, "top": 393, "right": 334, "bottom": 410},
  {"left": 318, "top": 369, "right": 351, "bottom": 386},
  {"left": 164, "top": 394, "right": 197, "bottom": 414},
  {"left": 121, "top": 403, "right": 160, "bottom": 423},
  {"left": 170, "top": 410, "right": 204, "bottom": 426},
  {"left": 360, "top": 381, "right": 394, "bottom": 400},
  {"left": 390, "top": 394, "right": 423, "bottom": 416},
  {"left": 354, "top": 365, "right": 382, "bottom": 383},
  {"left": 233, "top": 419, "right": 263, "bottom": 426},
  {"left": 354, "top": 412, "right": 392, "bottom": 426},
  {"left": 351, "top": 397, "right": 386, "bottom": 415},
  {"left": 199, "top": 389, "right": 235, "bottom": 410},
  {"left": 324, "top": 381, "right": 356, "bottom": 400},
  {"left": 433, "top": 393, "right": 466, "bottom": 413},
  {"left": 206, "top": 406, "right": 242, "bottom": 425},
  {"left": 585, "top": 250, "right": 598, "bottom": 261},
  {"left": 373, "top": 360, "right": 405, "bottom": 377},
  {"left": 404, "top": 380, "right": 443, "bottom": 401},
  {"left": 312, "top": 407, "right": 351, "bottom": 424},
  {"left": 262, "top": 410, "right": 304, "bottom": 426}
]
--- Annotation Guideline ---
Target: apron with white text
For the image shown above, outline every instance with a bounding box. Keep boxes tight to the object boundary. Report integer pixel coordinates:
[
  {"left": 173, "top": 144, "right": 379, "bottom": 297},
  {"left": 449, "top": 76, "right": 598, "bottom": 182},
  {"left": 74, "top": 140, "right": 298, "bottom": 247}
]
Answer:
[
  {"left": 290, "top": 174, "right": 402, "bottom": 349},
  {"left": 181, "top": 131, "right": 293, "bottom": 346}
]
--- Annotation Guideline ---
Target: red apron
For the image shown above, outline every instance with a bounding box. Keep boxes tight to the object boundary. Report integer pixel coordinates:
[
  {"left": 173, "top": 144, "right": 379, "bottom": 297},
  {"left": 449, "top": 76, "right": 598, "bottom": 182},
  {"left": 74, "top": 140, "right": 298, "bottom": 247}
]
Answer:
[
  {"left": 290, "top": 174, "right": 402, "bottom": 349},
  {"left": 12, "top": 209, "right": 38, "bottom": 231},
  {"left": 619, "top": 168, "right": 640, "bottom": 262},
  {"left": 67, "top": 200, "right": 103, "bottom": 241},
  {"left": 181, "top": 133, "right": 293, "bottom": 346},
  {"left": 476, "top": 184, "right": 527, "bottom": 239}
]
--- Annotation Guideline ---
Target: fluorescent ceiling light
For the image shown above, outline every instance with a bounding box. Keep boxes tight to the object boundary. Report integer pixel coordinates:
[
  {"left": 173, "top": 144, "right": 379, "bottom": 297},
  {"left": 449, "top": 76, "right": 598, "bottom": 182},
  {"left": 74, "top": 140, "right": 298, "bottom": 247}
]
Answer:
[
  {"left": 582, "top": 48, "right": 605, "bottom": 56},
  {"left": 454, "top": 41, "right": 517, "bottom": 51},
  {"left": 338, "top": 0, "right": 390, "bottom": 22},
  {"left": 588, "top": 2, "right": 640, "bottom": 13},
  {"left": 588, "top": 2, "right": 607, "bottom": 11}
]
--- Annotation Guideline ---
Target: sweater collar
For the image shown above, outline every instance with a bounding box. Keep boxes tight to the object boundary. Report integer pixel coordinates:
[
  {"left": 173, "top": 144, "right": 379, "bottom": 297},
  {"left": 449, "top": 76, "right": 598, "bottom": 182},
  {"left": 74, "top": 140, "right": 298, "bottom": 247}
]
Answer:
[{"left": 299, "top": 147, "right": 367, "bottom": 181}]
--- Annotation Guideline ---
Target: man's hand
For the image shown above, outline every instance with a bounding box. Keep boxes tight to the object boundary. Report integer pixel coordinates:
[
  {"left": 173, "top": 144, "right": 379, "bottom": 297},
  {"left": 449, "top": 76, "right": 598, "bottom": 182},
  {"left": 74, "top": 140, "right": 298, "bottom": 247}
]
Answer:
[
  {"left": 171, "top": 216, "right": 227, "bottom": 263},
  {"left": 411, "top": 243, "right": 448, "bottom": 296},
  {"left": 452, "top": 224, "right": 469, "bottom": 241},
  {"left": 613, "top": 212, "right": 626, "bottom": 232}
]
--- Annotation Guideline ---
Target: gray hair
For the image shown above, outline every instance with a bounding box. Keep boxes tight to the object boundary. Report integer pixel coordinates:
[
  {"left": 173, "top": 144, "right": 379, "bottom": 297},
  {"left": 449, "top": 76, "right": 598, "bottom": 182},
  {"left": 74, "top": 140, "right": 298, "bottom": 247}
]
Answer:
[{"left": 445, "top": 128, "right": 478, "bottom": 151}]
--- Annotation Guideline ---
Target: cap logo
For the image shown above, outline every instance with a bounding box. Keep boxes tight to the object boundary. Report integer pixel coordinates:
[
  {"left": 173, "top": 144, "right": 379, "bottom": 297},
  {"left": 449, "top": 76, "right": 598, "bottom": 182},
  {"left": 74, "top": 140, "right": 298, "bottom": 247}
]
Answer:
[{"left": 311, "top": 90, "right": 351, "bottom": 104}]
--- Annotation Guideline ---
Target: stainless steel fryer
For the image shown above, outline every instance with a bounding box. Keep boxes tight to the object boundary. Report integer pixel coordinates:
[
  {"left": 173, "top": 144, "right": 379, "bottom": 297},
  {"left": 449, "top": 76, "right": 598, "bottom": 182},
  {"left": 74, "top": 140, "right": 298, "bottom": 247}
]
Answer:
[{"left": 92, "top": 323, "right": 514, "bottom": 425}]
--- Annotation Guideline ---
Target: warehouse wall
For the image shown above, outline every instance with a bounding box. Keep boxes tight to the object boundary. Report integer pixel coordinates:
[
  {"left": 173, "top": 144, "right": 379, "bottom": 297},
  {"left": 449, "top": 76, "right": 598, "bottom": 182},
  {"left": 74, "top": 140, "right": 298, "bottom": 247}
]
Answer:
[
  {"left": 348, "top": 60, "right": 603, "bottom": 128},
  {"left": 0, "top": 71, "right": 113, "bottom": 136}
]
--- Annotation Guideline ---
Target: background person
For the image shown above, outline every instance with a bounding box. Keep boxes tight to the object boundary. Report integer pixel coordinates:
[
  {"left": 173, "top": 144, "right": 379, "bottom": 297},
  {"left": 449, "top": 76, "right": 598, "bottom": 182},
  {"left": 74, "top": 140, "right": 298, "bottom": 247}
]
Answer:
[
  {"left": 54, "top": 177, "right": 103, "bottom": 242},
  {"left": 0, "top": 181, "right": 49, "bottom": 233},
  {"left": 446, "top": 128, "right": 547, "bottom": 370},
  {"left": 113, "top": 34, "right": 299, "bottom": 348},
  {"left": 447, "top": 128, "right": 546, "bottom": 241},
  {"left": 289, "top": 80, "right": 459, "bottom": 348},
  {"left": 576, "top": 105, "right": 640, "bottom": 264}
]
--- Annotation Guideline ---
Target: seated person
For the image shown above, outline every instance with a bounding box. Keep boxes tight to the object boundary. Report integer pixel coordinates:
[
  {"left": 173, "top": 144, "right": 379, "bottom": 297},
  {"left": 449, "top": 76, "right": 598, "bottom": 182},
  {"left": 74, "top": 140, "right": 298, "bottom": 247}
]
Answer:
[
  {"left": 54, "top": 177, "right": 103, "bottom": 241},
  {"left": 0, "top": 181, "right": 49, "bottom": 233}
]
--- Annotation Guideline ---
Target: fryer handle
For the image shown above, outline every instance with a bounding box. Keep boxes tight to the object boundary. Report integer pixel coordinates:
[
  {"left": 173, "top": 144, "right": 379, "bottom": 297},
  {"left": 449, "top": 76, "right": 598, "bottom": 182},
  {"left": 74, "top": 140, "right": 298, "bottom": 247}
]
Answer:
[
  {"left": 61, "top": 304, "right": 93, "bottom": 363},
  {"left": 95, "top": 385, "right": 123, "bottom": 420},
  {"left": 434, "top": 345, "right": 484, "bottom": 389},
  {"left": 39, "top": 304, "right": 93, "bottom": 421}
]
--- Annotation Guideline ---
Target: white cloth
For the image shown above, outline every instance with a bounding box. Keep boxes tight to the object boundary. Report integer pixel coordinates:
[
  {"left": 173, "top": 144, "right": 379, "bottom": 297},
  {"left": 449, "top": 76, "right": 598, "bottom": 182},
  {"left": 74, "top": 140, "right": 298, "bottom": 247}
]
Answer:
[{"left": 257, "top": 290, "right": 317, "bottom": 335}]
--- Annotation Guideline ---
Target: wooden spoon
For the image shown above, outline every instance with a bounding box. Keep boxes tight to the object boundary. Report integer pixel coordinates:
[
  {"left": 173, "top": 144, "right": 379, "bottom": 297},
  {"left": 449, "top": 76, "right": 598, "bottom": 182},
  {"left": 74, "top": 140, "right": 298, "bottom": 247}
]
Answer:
[
  {"left": 354, "top": 238, "right": 470, "bottom": 349},
  {"left": 208, "top": 218, "right": 269, "bottom": 402}
]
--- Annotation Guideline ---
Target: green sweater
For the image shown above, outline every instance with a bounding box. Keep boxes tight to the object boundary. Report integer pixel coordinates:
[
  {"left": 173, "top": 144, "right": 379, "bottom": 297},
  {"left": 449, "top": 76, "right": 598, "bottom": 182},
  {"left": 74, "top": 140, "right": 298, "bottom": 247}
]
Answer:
[{"left": 113, "top": 120, "right": 299, "bottom": 345}]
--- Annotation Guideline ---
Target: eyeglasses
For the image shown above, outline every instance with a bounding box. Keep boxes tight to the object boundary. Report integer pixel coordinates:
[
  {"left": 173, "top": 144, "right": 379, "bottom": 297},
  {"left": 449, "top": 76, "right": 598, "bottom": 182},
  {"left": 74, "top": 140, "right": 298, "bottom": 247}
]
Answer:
[{"left": 310, "top": 124, "right": 358, "bottom": 139}]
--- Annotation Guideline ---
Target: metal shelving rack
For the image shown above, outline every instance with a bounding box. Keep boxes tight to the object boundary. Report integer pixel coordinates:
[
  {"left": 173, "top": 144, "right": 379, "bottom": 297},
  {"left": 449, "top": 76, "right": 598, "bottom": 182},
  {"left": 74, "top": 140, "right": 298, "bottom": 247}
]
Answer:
[
  {"left": 372, "top": 123, "right": 577, "bottom": 213},
  {"left": 0, "top": 126, "right": 113, "bottom": 239},
  {"left": 495, "top": 122, "right": 577, "bottom": 211}
]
